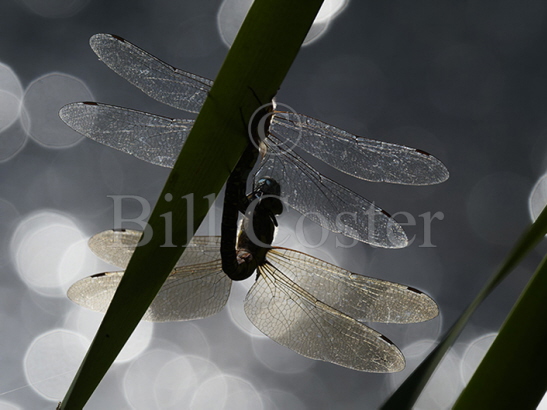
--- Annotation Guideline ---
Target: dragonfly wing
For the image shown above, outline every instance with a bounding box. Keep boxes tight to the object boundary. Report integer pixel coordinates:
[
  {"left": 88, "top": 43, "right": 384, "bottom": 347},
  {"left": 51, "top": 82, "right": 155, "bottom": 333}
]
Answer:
[
  {"left": 245, "top": 263, "right": 405, "bottom": 372},
  {"left": 60, "top": 102, "right": 190, "bottom": 168},
  {"left": 67, "top": 260, "right": 230, "bottom": 322},
  {"left": 179, "top": 236, "right": 223, "bottom": 266},
  {"left": 267, "top": 248, "right": 438, "bottom": 323},
  {"left": 88, "top": 229, "right": 221, "bottom": 269},
  {"left": 89, "top": 33, "right": 213, "bottom": 114},
  {"left": 255, "top": 144, "right": 408, "bottom": 248},
  {"left": 88, "top": 229, "right": 141, "bottom": 269},
  {"left": 270, "top": 112, "right": 449, "bottom": 185}
]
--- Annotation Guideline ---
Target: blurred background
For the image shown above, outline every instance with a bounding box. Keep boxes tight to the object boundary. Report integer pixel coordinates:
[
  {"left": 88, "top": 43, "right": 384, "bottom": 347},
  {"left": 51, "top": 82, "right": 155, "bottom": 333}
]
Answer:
[{"left": 1, "top": 0, "right": 547, "bottom": 408}]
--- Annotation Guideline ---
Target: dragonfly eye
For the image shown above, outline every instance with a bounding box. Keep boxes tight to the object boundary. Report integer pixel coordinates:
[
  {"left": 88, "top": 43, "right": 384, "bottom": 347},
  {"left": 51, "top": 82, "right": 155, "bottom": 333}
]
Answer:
[{"left": 255, "top": 178, "right": 281, "bottom": 197}]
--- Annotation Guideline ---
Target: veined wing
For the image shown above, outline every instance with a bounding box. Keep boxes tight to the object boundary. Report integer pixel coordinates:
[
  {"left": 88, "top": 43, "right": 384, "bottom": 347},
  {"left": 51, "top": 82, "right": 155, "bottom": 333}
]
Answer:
[
  {"left": 255, "top": 142, "right": 407, "bottom": 248},
  {"left": 267, "top": 248, "right": 438, "bottom": 323},
  {"left": 90, "top": 33, "right": 212, "bottom": 114},
  {"left": 245, "top": 262, "right": 405, "bottom": 372},
  {"left": 59, "top": 102, "right": 192, "bottom": 168},
  {"left": 67, "top": 259, "right": 230, "bottom": 322},
  {"left": 270, "top": 112, "right": 449, "bottom": 185},
  {"left": 88, "top": 229, "right": 221, "bottom": 269}
]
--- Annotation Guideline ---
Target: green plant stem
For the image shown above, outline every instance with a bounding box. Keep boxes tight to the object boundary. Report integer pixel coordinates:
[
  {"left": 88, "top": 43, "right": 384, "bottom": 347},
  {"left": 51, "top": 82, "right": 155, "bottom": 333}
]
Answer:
[
  {"left": 382, "top": 203, "right": 547, "bottom": 409},
  {"left": 59, "top": 1, "right": 324, "bottom": 408},
  {"left": 453, "top": 251, "right": 547, "bottom": 409}
]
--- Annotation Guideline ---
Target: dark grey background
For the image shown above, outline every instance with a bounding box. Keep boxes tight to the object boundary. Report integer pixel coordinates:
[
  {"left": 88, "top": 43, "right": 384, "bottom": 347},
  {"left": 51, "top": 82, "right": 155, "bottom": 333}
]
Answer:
[{"left": 1, "top": 0, "right": 546, "bottom": 409}]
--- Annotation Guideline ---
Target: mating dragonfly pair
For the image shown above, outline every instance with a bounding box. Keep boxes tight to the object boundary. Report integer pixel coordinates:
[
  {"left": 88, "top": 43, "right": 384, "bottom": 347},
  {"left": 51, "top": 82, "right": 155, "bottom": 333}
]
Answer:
[{"left": 61, "top": 34, "right": 448, "bottom": 372}]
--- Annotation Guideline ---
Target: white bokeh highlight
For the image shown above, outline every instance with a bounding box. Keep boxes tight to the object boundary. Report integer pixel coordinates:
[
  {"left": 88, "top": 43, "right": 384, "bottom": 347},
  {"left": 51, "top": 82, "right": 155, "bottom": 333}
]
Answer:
[
  {"left": 529, "top": 173, "right": 547, "bottom": 221},
  {"left": 261, "top": 389, "right": 307, "bottom": 410},
  {"left": 191, "top": 374, "right": 263, "bottom": 410},
  {"left": 0, "top": 62, "right": 27, "bottom": 161},
  {"left": 17, "top": 0, "right": 91, "bottom": 18},
  {"left": 63, "top": 308, "right": 153, "bottom": 363},
  {"left": 459, "top": 333, "right": 496, "bottom": 385},
  {"left": 10, "top": 210, "right": 96, "bottom": 297},
  {"left": 23, "top": 73, "right": 92, "bottom": 148},
  {"left": 24, "top": 329, "right": 89, "bottom": 401},
  {"left": 217, "top": 0, "right": 347, "bottom": 47},
  {"left": 123, "top": 351, "right": 223, "bottom": 409},
  {"left": 0, "top": 62, "right": 23, "bottom": 98},
  {"left": 0, "top": 90, "right": 22, "bottom": 134},
  {"left": 226, "top": 280, "right": 268, "bottom": 339}
]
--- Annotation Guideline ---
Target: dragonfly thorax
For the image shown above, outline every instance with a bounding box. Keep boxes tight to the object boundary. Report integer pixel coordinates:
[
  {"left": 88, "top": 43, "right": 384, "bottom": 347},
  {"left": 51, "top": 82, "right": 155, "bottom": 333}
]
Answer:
[
  {"left": 232, "top": 179, "right": 283, "bottom": 280},
  {"left": 248, "top": 178, "right": 283, "bottom": 218}
]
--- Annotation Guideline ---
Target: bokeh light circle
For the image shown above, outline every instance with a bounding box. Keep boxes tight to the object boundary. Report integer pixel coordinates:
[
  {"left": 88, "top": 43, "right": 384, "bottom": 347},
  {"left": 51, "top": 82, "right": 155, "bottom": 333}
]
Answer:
[
  {"left": 124, "top": 349, "right": 183, "bottom": 409},
  {"left": 10, "top": 210, "right": 93, "bottom": 297},
  {"left": 314, "top": 0, "right": 347, "bottom": 23},
  {"left": 23, "top": 73, "right": 92, "bottom": 148},
  {"left": 0, "top": 114, "right": 29, "bottom": 163},
  {"left": 191, "top": 374, "right": 263, "bottom": 410},
  {"left": 123, "top": 351, "right": 222, "bottom": 409},
  {"left": 153, "top": 356, "right": 201, "bottom": 408},
  {"left": 0, "top": 62, "right": 26, "bottom": 160},
  {"left": 154, "top": 322, "right": 212, "bottom": 359},
  {"left": 226, "top": 280, "right": 268, "bottom": 338},
  {"left": 459, "top": 333, "right": 496, "bottom": 384},
  {"left": 217, "top": 0, "right": 346, "bottom": 47},
  {"left": 0, "top": 198, "right": 20, "bottom": 267},
  {"left": 0, "top": 90, "right": 22, "bottom": 133},
  {"left": 0, "top": 62, "right": 23, "bottom": 98},
  {"left": 17, "top": 0, "right": 91, "bottom": 18},
  {"left": 24, "top": 329, "right": 89, "bottom": 400},
  {"left": 529, "top": 173, "right": 547, "bottom": 221},
  {"left": 63, "top": 308, "right": 153, "bottom": 363}
]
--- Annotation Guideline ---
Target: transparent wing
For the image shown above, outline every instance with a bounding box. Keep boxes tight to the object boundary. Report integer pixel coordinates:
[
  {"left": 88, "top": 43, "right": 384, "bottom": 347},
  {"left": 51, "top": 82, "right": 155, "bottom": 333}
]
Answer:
[
  {"left": 255, "top": 142, "right": 407, "bottom": 248},
  {"left": 67, "top": 260, "right": 230, "bottom": 322},
  {"left": 88, "top": 229, "right": 221, "bottom": 269},
  {"left": 90, "top": 33, "right": 213, "bottom": 113},
  {"left": 271, "top": 111, "right": 449, "bottom": 185},
  {"left": 59, "top": 102, "right": 192, "bottom": 168},
  {"left": 245, "top": 263, "right": 405, "bottom": 372},
  {"left": 267, "top": 248, "right": 438, "bottom": 323}
]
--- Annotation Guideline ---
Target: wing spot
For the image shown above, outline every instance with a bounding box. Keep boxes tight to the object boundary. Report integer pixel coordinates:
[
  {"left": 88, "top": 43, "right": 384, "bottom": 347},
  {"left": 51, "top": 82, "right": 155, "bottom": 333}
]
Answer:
[
  {"left": 406, "top": 286, "right": 423, "bottom": 294},
  {"left": 379, "top": 334, "right": 395, "bottom": 345}
]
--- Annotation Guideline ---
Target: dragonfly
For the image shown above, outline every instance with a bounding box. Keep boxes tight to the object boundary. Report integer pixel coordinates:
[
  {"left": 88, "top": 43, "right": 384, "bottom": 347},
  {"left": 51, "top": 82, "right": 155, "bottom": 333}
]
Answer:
[
  {"left": 59, "top": 33, "right": 449, "bottom": 249},
  {"left": 68, "top": 171, "right": 439, "bottom": 372}
]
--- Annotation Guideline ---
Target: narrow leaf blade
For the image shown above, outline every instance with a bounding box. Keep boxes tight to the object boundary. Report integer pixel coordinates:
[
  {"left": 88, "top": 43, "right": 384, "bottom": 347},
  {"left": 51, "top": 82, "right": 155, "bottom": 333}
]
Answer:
[{"left": 382, "top": 204, "right": 547, "bottom": 409}]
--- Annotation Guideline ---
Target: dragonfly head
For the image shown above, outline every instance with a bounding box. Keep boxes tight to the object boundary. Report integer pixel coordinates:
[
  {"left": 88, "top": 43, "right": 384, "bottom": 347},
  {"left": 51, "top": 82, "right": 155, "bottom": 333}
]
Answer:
[{"left": 255, "top": 177, "right": 281, "bottom": 197}]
